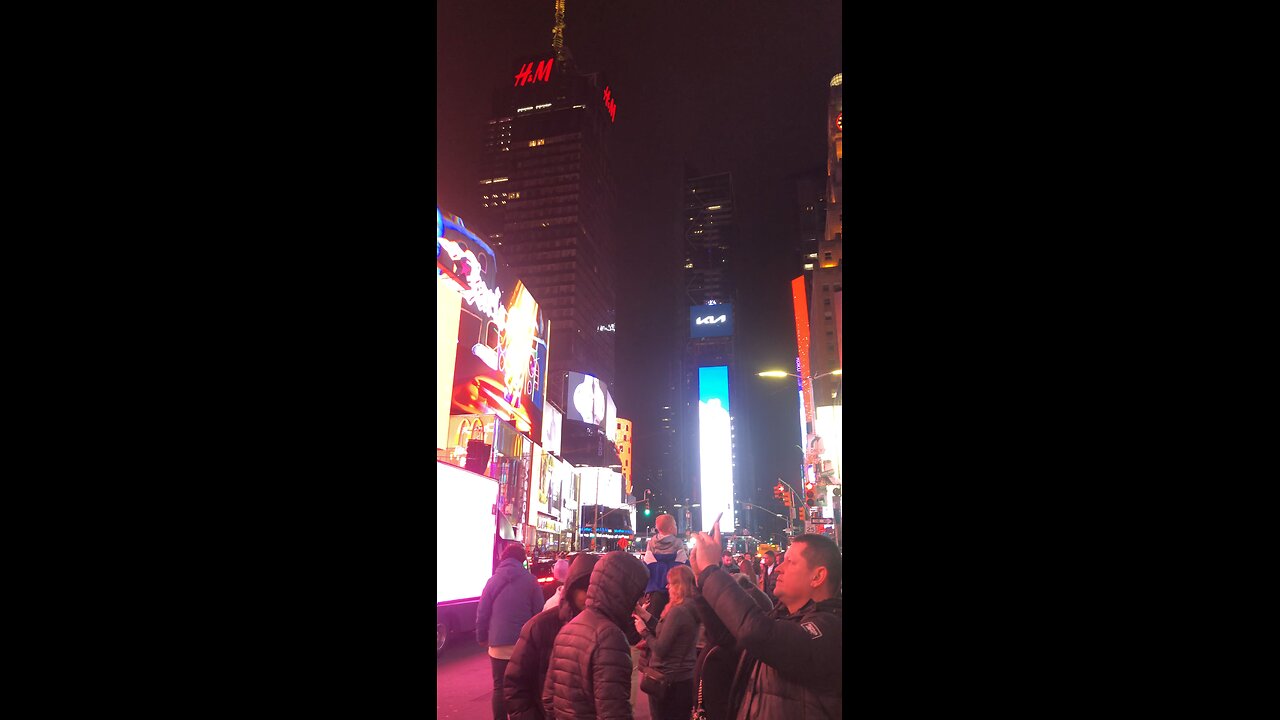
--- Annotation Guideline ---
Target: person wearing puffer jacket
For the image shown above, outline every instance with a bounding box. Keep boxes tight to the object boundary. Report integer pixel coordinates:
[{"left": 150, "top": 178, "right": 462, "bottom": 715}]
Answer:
[
  {"left": 542, "top": 550, "right": 649, "bottom": 720},
  {"left": 477, "top": 543, "right": 545, "bottom": 720},
  {"left": 643, "top": 514, "right": 689, "bottom": 596},
  {"left": 504, "top": 553, "right": 600, "bottom": 720}
]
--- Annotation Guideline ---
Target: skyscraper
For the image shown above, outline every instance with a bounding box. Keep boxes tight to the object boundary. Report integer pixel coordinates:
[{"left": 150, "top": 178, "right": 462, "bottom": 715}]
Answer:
[
  {"left": 679, "top": 170, "right": 739, "bottom": 533},
  {"left": 809, "top": 73, "right": 843, "bottom": 407},
  {"left": 793, "top": 165, "right": 826, "bottom": 274},
  {"left": 477, "top": 49, "right": 618, "bottom": 408},
  {"left": 682, "top": 171, "right": 736, "bottom": 307}
]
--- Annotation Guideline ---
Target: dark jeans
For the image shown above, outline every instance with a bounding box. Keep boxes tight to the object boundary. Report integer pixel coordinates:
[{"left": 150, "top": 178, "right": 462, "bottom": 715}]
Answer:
[
  {"left": 491, "top": 656, "right": 510, "bottom": 720},
  {"left": 646, "top": 678, "right": 694, "bottom": 720}
]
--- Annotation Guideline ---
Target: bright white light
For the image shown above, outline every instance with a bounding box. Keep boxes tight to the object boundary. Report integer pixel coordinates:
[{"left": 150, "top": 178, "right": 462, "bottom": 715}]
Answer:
[
  {"left": 437, "top": 461, "right": 499, "bottom": 604},
  {"left": 698, "top": 366, "right": 735, "bottom": 533}
]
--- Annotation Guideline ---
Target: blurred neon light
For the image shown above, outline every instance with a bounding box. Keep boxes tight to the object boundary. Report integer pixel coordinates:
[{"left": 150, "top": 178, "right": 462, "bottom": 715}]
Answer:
[{"left": 515, "top": 58, "right": 554, "bottom": 87}]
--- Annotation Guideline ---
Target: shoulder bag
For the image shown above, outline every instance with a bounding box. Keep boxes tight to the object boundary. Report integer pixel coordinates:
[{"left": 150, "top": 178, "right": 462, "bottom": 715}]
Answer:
[{"left": 640, "top": 665, "right": 670, "bottom": 701}]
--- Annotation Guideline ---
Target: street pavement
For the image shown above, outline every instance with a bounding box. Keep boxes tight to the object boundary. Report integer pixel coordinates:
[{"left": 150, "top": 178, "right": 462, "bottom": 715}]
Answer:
[{"left": 436, "top": 636, "right": 650, "bottom": 720}]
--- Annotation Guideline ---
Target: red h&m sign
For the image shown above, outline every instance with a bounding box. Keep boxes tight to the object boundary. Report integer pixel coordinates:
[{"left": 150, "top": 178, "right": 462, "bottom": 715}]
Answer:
[
  {"left": 515, "top": 58, "right": 555, "bottom": 87},
  {"left": 602, "top": 86, "right": 617, "bottom": 123}
]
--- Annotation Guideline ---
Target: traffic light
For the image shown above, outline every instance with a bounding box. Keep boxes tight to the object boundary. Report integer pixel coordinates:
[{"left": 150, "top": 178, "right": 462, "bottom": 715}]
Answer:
[
  {"left": 798, "top": 506, "right": 807, "bottom": 521},
  {"left": 644, "top": 507, "right": 651, "bottom": 516},
  {"left": 783, "top": 491, "right": 792, "bottom": 508},
  {"left": 773, "top": 483, "right": 784, "bottom": 501}
]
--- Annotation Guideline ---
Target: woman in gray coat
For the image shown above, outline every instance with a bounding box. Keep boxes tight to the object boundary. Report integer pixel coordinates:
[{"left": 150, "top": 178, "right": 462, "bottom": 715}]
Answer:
[{"left": 633, "top": 564, "right": 702, "bottom": 720}]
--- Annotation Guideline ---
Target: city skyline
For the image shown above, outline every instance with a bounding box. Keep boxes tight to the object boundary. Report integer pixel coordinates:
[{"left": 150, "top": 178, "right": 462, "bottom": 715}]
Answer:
[{"left": 437, "top": 2, "right": 842, "bottom": 508}]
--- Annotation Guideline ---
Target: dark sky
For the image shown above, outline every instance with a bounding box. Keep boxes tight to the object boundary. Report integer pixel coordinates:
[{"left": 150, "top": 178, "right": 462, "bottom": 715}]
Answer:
[{"left": 437, "top": 1, "right": 842, "bottom": 514}]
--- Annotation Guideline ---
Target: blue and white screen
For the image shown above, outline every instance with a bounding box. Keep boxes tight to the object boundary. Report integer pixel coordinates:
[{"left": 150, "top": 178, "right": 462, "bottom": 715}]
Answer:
[{"left": 698, "top": 365, "right": 735, "bottom": 533}]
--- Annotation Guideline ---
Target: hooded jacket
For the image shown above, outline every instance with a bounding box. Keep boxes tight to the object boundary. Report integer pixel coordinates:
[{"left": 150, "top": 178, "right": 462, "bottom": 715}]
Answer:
[
  {"left": 542, "top": 551, "right": 649, "bottom": 720},
  {"left": 642, "top": 532, "right": 690, "bottom": 594},
  {"left": 504, "top": 553, "right": 600, "bottom": 720},
  {"left": 476, "top": 557, "right": 545, "bottom": 648},
  {"left": 697, "top": 566, "right": 842, "bottom": 720}
]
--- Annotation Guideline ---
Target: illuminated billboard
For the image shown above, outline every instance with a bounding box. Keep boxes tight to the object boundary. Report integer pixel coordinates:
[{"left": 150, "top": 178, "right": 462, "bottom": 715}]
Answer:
[
  {"left": 578, "top": 467, "right": 624, "bottom": 508},
  {"left": 690, "top": 304, "right": 734, "bottom": 339},
  {"left": 566, "top": 372, "right": 612, "bottom": 429},
  {"left": 698, "top": 365, "right": 735, "bottom": 533},
  {"left": 437, "top": 276, "right": 462, "bottom": 450},
  {"left": 439, "top": 208, "right": 550, "bottom": 443},
  {"left": 541, "top": 403, "right": 562, "bottom": 457}
]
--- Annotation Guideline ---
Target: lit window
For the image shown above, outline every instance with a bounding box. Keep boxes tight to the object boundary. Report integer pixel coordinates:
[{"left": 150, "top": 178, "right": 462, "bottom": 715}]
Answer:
[{"left": 803, "top": 263, "right": 814, "bottom": 270}]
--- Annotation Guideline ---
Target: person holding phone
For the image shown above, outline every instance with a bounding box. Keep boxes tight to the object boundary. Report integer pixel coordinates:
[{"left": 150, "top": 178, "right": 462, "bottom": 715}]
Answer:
[
  {"left": 687, "top": 519, "right": 843, "bottom": 720},
  {"left": 633, "top": 565, "right": 701, "bottom": 720}
]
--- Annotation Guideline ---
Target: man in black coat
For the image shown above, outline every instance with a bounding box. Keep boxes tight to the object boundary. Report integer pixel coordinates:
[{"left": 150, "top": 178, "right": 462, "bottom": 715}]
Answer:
[
  {"left": 689, "top": 530, "right": 842, "bottom": 720},
  {"left": 503, "top": 553, "right": 601, "bottom": 720}
]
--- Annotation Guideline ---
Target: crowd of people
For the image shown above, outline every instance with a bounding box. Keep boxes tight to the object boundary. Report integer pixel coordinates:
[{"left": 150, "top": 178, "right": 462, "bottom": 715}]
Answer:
[{"left": 472, "top": 513, "right": 842, "bottom": 720}]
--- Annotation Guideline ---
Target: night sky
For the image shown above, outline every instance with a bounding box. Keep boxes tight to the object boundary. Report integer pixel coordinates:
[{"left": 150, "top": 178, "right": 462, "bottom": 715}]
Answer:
[{"left": 437, "top": 1, "right": 842, "bottom": 524}]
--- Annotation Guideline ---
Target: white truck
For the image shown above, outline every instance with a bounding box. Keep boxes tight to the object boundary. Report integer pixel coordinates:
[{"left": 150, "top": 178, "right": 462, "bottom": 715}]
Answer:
[{"left": 436, "top": 459, "right": 521, "bottom": 657}]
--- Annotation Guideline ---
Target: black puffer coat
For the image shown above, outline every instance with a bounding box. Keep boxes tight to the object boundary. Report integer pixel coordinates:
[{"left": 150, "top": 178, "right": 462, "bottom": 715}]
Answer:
[
  {"left": 503, "top": 553, "right": 600, "bottom": 720},
  {"left": 698, "top": 566, "right": 842, "bottom": 720},
  {"left": 542, "top": 551, "right": 649, "bottom": 720}
]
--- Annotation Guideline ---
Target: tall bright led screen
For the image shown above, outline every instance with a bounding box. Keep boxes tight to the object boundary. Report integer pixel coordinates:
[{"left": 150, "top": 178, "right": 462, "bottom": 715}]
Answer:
[
  {"left": 440, "top": 208, "right": 549, "bottom": 443},
  {"left": 698, "top": 365, "right": 735, "bottom": 533},
  {"left": 437, "top": 461, "right": 499, "bottom": 604}
]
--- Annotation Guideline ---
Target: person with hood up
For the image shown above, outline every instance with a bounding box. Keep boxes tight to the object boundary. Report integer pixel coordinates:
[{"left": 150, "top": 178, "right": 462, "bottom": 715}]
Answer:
[
  {"left": 687, "top": 528, "right": 843, "bottom": 720},
  {"left": 542, "top": 550, "right": 649, "bottom": 720},
  {"left": 643, "top": 514, "right": 689, "bottom": 596},
  {"left": 504, "top": 553, "right": 600, "bottom": 720},
  {"left": 542, "top": 557, "right": 572, "bottom": 612}
]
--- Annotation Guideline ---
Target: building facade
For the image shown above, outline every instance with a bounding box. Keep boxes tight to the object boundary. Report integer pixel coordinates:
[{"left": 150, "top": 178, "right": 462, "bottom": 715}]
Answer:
[
  {"left": 810, "top": 74, "right": 843, "bottom": 409},
  {"left": 678, "top": 170, "right": 740, "bottom": 534},
  {"left": 477, "top": 55, "right": 619, "bottom": 408}
]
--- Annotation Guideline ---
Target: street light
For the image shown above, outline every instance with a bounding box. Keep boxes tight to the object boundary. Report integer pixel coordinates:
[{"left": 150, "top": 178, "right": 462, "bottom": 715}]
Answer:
[{"left": 758, "top": 369, "right": 843, "bottom": 546}]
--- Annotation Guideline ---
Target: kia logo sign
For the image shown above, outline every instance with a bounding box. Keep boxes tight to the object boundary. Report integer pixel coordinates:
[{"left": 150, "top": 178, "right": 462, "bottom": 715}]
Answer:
[{"left": 690, "top": 304, "right": 733, "bottom": 338}]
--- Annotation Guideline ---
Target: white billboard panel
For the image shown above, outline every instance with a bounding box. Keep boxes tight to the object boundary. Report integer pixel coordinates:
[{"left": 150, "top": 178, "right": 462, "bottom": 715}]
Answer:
[{"left": 437, "top": 461, "right": 499, "bottom": 604}]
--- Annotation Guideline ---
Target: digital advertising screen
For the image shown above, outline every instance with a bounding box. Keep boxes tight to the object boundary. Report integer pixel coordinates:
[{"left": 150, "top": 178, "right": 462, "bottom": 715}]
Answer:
[
  {"left": 690, "top": 304, "right": 734, "bottom": 339},
  {"left": 440, "top": 208, "right": 550, "bottom": 444},
  {"left": 604, "top": 392, "right": 617, "bottom": 442},
  {"left": 541, "top": 403, "right": 562, "bottom": 457},
  {"left": 576, "top": 467, "right": 615, "bottom": 508},
  {"left": 698, "top": 365, "right": 736, "bottom": 533},
  {"left": 437, "top": 276, "right": 463, "bottom": 451},
  {"left": 566, "top": 371, "right": 610, "bottom": 428}
]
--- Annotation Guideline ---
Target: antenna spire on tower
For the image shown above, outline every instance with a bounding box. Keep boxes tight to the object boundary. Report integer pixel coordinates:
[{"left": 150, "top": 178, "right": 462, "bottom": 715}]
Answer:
[{"left": 553, "top": 0, "right": 566, "bottom": 61}]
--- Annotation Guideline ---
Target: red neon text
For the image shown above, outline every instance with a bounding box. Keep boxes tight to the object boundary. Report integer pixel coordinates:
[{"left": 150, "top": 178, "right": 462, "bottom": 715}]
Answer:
[
  {"left": 603, "top": 86, "right": 617, "bottom": 122},
  {"left": 514, "top": 58, "right": 555, "bottom": 87}
]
